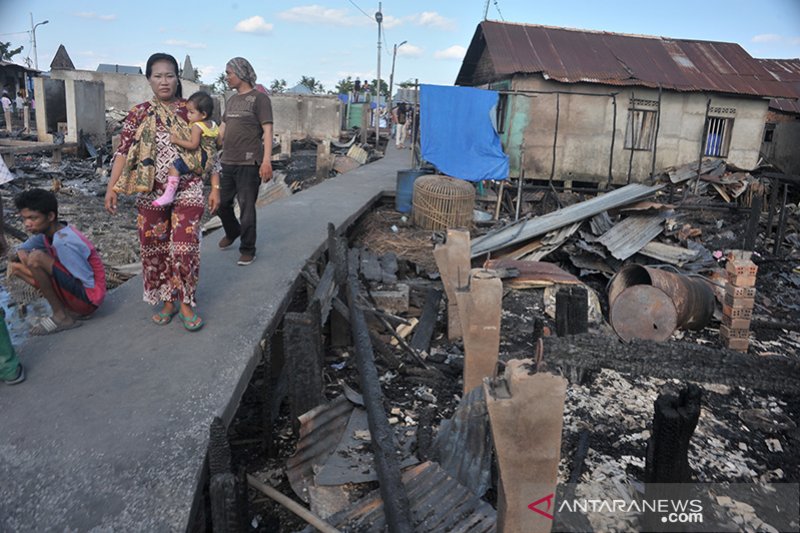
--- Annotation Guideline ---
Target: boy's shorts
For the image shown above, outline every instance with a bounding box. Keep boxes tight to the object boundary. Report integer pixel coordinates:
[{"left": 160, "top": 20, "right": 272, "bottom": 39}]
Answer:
[{"left": 44, "top": 262, "right": 97, "bottom": 316}]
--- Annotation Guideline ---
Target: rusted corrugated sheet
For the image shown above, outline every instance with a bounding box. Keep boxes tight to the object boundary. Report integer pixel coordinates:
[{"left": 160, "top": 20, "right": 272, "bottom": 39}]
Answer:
[
  {"left": 457, "top": 21, "right": 797, "bottom": 99},
  {"left": 597, "top": 213, "right": 668, "bottom": 260},
  {"left": 319, "top": 462, "right": 497, "bottom": 532},
  {"left": 758, "top": 58, "right": 800, "bottom": 114}
]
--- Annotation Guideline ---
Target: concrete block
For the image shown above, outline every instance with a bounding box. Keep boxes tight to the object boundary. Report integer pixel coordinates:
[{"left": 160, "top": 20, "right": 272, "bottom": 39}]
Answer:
[{"left": 371, "top": 283, "right": 409, "bottom": 314}]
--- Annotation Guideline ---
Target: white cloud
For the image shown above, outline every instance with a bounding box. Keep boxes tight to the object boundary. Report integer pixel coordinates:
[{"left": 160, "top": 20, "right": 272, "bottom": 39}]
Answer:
[
  {"left": 434, "top": 45, "right": 466, "bottom": 60},
  {"left": 751, "top": 34, "right": 782, "bottom": 43},
  {"left": 789, "top": 37, "right": 800, "bottom": 46},
  {"left": 74, "top": 12, "right": 116, "bottom": 21},
  {"left": 398, "top": 44, "right": 423, "bottom": 58},
  {"left": 164, "top": 39, "right": 207, "bottom": 49},
  {"left": 411, "top": 11, "right": 455, "bottom": 30},
  {"left": 278, "top": 5, "right": 367, "bottom": 27},
  {"left": 382, "top": 15, "right": 403, "bottom": 29},
  {"left": 235, "top": 16, "right": 274, "bottom": 34},
  {"left": 197, "top": 65, "right": 219, "bottom": 83}
]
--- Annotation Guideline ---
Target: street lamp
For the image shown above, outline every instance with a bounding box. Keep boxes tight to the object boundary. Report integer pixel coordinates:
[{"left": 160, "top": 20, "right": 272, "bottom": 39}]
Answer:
[
  {"left": 374, "top": 3, "right": 383, "bottom": 147},
  {"left": 388, "top": 40, "right": 407, "bottom": 112},
  {"left": 30, "top": 14, "right": 49, "bottom": 71}
]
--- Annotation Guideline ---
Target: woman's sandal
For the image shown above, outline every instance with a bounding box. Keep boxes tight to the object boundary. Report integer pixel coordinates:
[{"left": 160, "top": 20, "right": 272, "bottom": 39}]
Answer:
[
  {"left": 178, "top": 312, "right": 204, "bottom": 331},
  {"left": 152, "top": 305, "right": 179, "bottom": 325}
]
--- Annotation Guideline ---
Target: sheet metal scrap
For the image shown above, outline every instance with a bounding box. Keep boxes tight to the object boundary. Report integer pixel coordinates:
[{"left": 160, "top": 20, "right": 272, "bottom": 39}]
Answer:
[
  {"left": 484, "top": 258, "right": 580, "bottom": 288},
  {"left": 471, "top": 183, "right": 663, "bottom": 258},
  {"left": 431, "top": 385, "right": 492, "bottom": 497},
  {"left": 307, "top": 461, "right": 496, "bottom": 532},
  {"left": 597, "top": 213, "right": 669, "bottom": 261}
]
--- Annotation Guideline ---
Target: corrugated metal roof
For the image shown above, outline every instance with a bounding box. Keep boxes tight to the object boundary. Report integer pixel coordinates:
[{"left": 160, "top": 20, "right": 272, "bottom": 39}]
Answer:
[
  {"left": 758, "top": 58, "right": 800, "bottom": 114},
  {"left": 457, "top": 21, "right": 797, "bottom": 99}
]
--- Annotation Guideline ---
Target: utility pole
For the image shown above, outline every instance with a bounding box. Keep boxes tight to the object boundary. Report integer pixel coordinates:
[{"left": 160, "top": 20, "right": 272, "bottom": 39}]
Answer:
[
  {"left": 388, "top": 40, "right": 407, "bottom": 114},
  {"left": 30, "top": 13, "right": 49, "bottom": 71},
  {"left": 375, "top": 3, "right": 383, "bottom": 149}
]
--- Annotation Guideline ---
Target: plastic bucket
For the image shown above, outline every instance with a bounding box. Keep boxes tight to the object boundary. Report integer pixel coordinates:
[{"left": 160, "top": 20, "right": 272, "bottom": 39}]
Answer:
[{"left": 395, "top": 169, "right": 430, "bottom": 213}]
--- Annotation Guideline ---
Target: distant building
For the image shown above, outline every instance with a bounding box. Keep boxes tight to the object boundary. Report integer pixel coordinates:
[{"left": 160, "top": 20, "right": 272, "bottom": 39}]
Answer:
[
  {"left": 96, "top": 64, "right": 142, "bottom": 75},
  {"left": 757, "top": 59, "right": 800, "bottom": 175},
  {"left": 456, "top": 21, "right": 797, "bottom": 184}
]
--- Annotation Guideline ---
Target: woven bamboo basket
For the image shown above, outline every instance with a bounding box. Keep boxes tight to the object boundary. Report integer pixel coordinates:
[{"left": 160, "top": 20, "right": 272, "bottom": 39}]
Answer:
[{"left": 412, "top": 174, "right": 475, "bottom": 230}]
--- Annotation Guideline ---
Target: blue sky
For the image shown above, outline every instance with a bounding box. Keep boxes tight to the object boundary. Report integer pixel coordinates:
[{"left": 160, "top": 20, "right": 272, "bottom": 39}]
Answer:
[{"left": 2, "top": 0, "right": 799, "bottom": 92}]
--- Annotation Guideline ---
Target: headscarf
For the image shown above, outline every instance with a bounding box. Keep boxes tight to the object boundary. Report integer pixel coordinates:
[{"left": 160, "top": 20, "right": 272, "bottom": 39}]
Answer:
[
  {"left": 113, "top": 99, "right": 203, "bottom": 195},
  {"left": 226, "top": 57, "right": 257, "bottom": 86}
]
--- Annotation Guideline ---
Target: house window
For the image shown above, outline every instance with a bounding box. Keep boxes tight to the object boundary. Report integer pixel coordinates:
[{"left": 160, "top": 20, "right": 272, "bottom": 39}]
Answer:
[
  {"left": 624, "top": 99, "right": 658, "bottom": 150},
  {"left": 496, "top": 93, "right": 508, "bottom": 133},
  {"left": 704, "top": 106, "right": 736, "bottom": 157},
  {"left": 763, "top": 123, "right": 775, "bottom": 143}
]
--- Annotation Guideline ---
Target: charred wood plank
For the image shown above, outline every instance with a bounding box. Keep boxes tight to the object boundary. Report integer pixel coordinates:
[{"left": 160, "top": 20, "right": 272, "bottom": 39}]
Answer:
[
  {"left": 285, "top": 301, "right": 325, "bottom": 430},
  {"left": 541, "top": 334, "right": 800, "bottom": 394},
  {"left": 346, "top": 250, "right": 414, "bottom": 533},
  {"left": 409, "top": 287, "right": 442, "bottom": 353}
]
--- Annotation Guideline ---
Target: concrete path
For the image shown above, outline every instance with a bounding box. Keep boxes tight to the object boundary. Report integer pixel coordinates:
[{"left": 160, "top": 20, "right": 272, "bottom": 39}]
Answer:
[{"left": 0, "top": 144, "right": 413, "bottom": 531}]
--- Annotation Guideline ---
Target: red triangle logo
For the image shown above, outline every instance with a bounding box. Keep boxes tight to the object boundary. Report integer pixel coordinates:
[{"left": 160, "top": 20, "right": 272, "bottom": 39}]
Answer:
[{"left": 528, "top": 493, "right": 555, "bottom": 520}]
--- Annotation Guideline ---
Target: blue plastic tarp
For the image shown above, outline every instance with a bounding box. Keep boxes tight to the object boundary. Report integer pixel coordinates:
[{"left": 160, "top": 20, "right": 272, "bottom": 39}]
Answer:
[{"left": 420, "top": 84, "right": 509, "bottom": 182}]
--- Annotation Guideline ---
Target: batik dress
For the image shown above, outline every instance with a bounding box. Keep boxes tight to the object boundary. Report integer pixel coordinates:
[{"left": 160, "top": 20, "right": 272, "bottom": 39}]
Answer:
[{"left": 115, "top": 100, "right": 205, "bottom": 307}]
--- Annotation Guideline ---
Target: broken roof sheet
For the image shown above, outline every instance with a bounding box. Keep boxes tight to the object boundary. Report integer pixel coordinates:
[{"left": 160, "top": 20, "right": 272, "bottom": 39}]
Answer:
[
  {"left": 471, "top": 183, "right": 663, "bottom": 258},
  {"left": 457, "top": 21, "right": 797, "bottom": 99},
  {"left": 597, "top": 213, "right": 668, "bottom": 261},
  {"left": 758, "top": 58, "right": 800, "bottom": 114}
]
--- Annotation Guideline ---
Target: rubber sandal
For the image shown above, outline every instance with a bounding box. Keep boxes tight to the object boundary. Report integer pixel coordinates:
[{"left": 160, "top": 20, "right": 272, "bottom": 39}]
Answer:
[
  {"left": 30, "top": 316, "right": 82, "bottom": 336},
  {"left": 178, "top": 312, "right": 204, "bottom": 331},
  {"left": 152, "top": 306, "right": 179, "bottom": 325}
]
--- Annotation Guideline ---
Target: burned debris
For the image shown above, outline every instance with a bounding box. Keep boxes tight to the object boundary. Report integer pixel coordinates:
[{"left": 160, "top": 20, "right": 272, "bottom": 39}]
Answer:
[{"left": 218, "top": 147, "right": 798, "bottom": 532}]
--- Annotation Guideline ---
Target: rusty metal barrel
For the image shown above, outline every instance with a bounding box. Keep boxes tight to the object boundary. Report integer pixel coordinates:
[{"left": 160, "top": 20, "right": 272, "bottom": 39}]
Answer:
[{"left": 608, "top": 265, "right": 715, "bottom": 342}]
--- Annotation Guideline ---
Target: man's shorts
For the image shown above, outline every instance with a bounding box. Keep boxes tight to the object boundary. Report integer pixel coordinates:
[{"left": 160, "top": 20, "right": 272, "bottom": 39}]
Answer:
[{"left": 49, "top": 262, "right": 97, "bottom": 316}]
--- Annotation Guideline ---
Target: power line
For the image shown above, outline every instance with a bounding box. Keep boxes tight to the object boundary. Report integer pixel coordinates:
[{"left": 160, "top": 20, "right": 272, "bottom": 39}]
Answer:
[
  {"left": 347, "top": 0, "right": 374, "bottom": 21},
  {"left": 493, "top": 0, "right": 505, "bottom": 21},
  {"left": 0, "top": 31, "right": 30, "bottom": 37}
]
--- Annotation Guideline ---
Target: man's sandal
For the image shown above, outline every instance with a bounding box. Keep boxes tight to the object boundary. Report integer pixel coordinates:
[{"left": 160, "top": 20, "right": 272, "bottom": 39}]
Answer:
[{"left": 178, "top": 313, "right": 204, "bottom": 331}]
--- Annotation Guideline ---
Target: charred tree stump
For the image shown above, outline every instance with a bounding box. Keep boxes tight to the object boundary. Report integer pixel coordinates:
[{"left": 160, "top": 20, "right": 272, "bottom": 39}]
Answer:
[
  {"left": 643, "top": 384, "right": 702, "bottom": 531},
  {"left": 645, "top": 383, "right": 701, "bottom": 484},
  {"left": 285, "top": 300, "right": 325, "bottom": 432},
  {"left": 556, "top": 286, "right": 588, "bottom": 337},
  {"left": 346, "top": 251, "right": 414, "bottom": 533},
  {"left": 409, "top": 287, "right": 442, "bottom": 353},
  {"left": 209, "top": 417, "right": 245, "bottom": 533}
]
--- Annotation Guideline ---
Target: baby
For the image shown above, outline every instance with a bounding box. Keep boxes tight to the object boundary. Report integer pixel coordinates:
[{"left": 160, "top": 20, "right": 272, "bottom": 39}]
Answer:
[{"left": 153, "top": 91, "right": 219, "bottom": 206}]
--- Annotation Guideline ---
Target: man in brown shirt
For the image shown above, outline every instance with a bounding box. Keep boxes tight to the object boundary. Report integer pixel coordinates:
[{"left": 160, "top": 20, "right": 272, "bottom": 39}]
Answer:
[{"left": 218, "top": 57, "right": 273, "bottom": 266}]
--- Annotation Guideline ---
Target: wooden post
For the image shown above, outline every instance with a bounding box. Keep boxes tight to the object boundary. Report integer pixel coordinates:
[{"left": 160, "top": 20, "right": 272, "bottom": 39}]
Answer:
[
  {"left": 285, "top": 300, "right": 325, "bottom": 431},
  {"left": 743, "top": 192, "right": 762, "bottom": 251},
  {"left": 316, "top": 139, "right": 333, "bottom": 180},
  {"left": 327, "top": 224, "right": 351, "bottom": 348},
  {"left": 360, "top": 106, "right": 369, "bottom": 145},
  {"left": 409, "top": 287, "right": 442, "bottom": 353},
  {"left": 23, "top": 106, "right": 30, "bottom": 134},
  {"left": 346, "top": 251, "right": 414, "bottom": 533},
  {"left": 281, "top": 131, "right": 292, "bottom": 158},
  {"left": 486, "top": 360, "right": 567, "bottom": 533},
  {"left": 209, "top": 417, "right": 245, "bottom": 533},
  {"left": 432, "top": 229, "right": 471, "bottom": 341},
  {"left": 643, "top": 384, "right": 702, "bottom": 531},
  {"left": 455, "top": 269, "right": 503, "bottom": 394}
]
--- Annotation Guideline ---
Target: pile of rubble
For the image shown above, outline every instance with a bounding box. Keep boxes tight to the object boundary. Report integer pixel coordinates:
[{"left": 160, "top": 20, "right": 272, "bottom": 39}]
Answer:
[{"left": 219, "top": 157, "right": 798, "bottom": 532}]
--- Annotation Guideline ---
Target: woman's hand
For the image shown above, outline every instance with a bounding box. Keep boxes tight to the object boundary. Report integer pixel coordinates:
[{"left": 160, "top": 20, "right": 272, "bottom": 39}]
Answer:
[
  {"left": 170, "top": 132, "right": 179, "bottom": 144},
  {"left": 208, "top": 188, "right": 220, "bottom": 214},
  {"left": 104, "top": 189, "right": 118, "bottom": 215},
  {"left": 259, "top": 160, "right": 273, "bottom": 183}
]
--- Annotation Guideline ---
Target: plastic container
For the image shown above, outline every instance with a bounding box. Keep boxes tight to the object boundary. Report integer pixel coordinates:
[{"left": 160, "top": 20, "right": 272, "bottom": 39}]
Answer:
[{"left": 395, "top": 169, "right": 430, "bottom": 213}]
